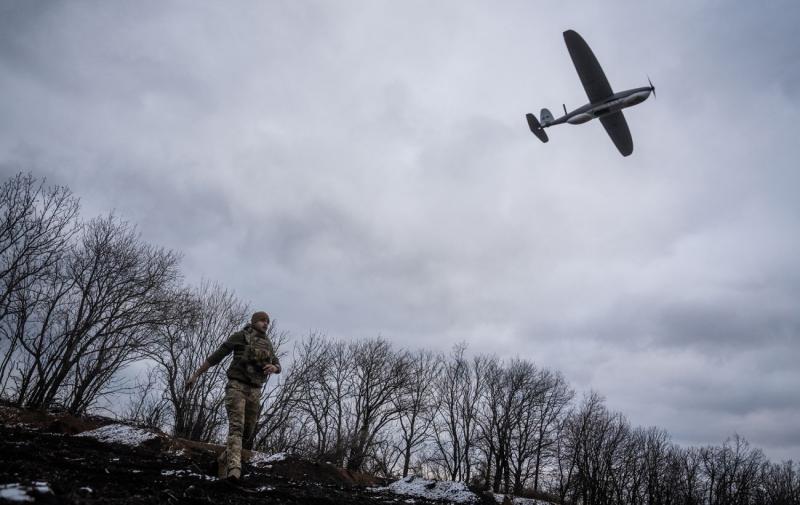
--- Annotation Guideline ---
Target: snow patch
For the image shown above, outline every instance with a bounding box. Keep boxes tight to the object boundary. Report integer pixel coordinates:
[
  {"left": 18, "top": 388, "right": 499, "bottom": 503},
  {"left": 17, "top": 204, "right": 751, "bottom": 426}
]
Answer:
[
  {"left": 0, "top": 484, "right": 30, "bottom": 503},
  {"left": 0, "top": 482, "right": 52, "bottom": 502},
  {"left": 77, "top": 424, "right": 159, "bottom": 446},
  {"left": 5, "top": 423, "right": 40, "bottom": 431},
  {"left": 375, "top": 475, "right": 478, "bottom": 504},
  {"left": 161, "top": 469, "right": 217, "bottom": 481},
  {"left": 493, "top": 494, "right": 548, "bottom": 505},
  {"left": 249, "top": 451, "right": 287, "bottom": 466}
]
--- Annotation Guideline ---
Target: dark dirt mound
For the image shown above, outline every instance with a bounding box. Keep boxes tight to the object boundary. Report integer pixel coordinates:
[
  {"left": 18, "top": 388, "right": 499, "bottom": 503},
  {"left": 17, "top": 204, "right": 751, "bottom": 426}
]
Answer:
[
  {"left": 0, "top": 422, "right": 401, "bottom": 504},
  {"left": 0, "top": 406, "right": 443, "bottom": 505},
  {"left": 163, "top": 440, "right": 383, "bottom": 488},
  {"left": 263, "top": 456, "right": 384, "bottom": 488},
  {"left": 0, "top": 404, "right": 113, "bottom": 435}
]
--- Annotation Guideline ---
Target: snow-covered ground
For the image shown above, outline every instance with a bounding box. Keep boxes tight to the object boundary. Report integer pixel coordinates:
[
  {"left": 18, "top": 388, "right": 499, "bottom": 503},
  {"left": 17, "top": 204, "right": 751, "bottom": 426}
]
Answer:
[
  {"left": 0, "top": 482, "right": 52, "bottom": 503},
  {"left": 373, "top": 475, "right": 479, "bottom": 504},
  {"left": 492, "top": 493, "right": 548, "bottom": 505},
  {"left": 76, "top": 424, "right": 160, "bottom": 446},
  {"left": 373, "top": 475, "right": 552, "bottom": 505},
  {"left": 249, "top": 451, "right": 287, "bottom": 467},
  {"left": 161, "top": 469, "right": 217, "bottom": 481}
]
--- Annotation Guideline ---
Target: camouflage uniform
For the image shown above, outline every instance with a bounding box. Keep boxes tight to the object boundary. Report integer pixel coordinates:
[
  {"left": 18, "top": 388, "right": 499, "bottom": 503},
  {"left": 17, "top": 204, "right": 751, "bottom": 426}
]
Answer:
[{"left": 205, "top": 323, "right": 281, "bottom": 478}]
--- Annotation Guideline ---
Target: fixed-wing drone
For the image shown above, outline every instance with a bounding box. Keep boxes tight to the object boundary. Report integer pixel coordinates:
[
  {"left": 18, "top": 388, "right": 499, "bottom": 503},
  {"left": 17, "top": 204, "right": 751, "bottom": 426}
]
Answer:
[{"left": 526, "top": 30, "right": 654, "bottom": 157}]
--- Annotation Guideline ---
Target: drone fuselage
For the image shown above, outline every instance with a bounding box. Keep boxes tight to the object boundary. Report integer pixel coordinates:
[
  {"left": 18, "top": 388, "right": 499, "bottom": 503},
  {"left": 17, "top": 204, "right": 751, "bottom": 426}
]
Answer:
[{"left": 544, "top": 86, "right": 653, "bottom": 127}]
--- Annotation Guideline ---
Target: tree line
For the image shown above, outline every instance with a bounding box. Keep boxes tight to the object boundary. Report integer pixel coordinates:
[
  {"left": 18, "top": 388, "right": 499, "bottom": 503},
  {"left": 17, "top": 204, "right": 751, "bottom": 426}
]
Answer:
[{"left": 1, "top": 172, "right": 798, "bottom": 504}]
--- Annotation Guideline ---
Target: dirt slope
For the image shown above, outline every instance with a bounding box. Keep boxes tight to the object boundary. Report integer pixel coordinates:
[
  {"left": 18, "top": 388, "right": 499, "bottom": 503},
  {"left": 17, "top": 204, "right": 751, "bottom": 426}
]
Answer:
[{"left": 0, "top": 407, "right": 497, "bottom": 505}]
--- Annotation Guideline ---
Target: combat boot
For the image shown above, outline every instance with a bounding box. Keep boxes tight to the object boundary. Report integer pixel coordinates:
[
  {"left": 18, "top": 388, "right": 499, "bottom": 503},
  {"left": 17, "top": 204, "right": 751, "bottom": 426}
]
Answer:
[{"left": 217, "top": 450, "right": 227, "bottom": 479}]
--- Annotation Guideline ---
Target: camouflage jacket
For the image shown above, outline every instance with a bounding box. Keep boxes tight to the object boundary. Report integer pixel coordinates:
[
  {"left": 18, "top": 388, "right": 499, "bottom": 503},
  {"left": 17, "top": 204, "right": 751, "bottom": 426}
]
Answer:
[{"left": 206, "top": 324, "right": 281, "bottom": 387}]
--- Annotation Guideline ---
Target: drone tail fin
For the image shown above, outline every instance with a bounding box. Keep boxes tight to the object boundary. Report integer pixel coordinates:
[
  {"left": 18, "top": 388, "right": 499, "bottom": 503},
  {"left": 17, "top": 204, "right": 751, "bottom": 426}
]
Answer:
[
  {"left": 540, "top": 108, "right": 555, "bottom": 125},
  {"left": 526, "top": 113, "right": 549, "bottom": 143}
]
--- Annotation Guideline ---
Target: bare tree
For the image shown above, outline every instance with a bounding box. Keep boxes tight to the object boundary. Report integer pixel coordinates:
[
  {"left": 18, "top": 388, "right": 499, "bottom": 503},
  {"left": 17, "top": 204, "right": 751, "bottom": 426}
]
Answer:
[
  {"left": 120, "top": 364, "right": 169, "bottom": 430},
  {"left": 476, "top": 357, "right": 543, "bottom": 494},
  {"left": 365, "top": 434, "right": 404, "bottom": 479},
  {"left": 700, "top": 434, "right": 766, "bottom": 505},
  {"left": 288, "top": 333, "right": 340, "bottom": 458},
  {"left": 529, "top": 368, "right": 573, "bottom": 493},
  {"left": 10, "top": 214, "right": 181, "bottom": 413},
  {"left": 557, "top": 391, "right": 623, "bottom": 505},
  {"left": 346, "top": 337, "right": 408, "bottom": 472},
  {"left": 324, "top": 338, "right": 355, "bottom": 465},
  {"left": 552, "top": 405, "right": 579, "bottom": 504},
  {"left": 462, "top": 354, "right": 489, "bottom": 484},
  {"left": 431, "top": 344, "right": 469, "bottom": 481},
  {"left": 507, "top": 361, "right": 556, "bottom": 495},
  {"left": 0, "top": 173, "right": 79, "bottom": 394},
  {"left": 258, "top": 333, "right": 358, "bottom": 462},
  {"left": 148, "top": 281, "right": 247, "bottom": 441},
  {"left": 252, "top": 353, "right": 307, "bottom": 454},
  {"left": 757, "top": 460, "right": 799, "bottom": 505},
  {"left": 393, "top": 349, "right": 441, "bottom": 477},
  {"left": 431, "top": 344, "right": 486, "bottom": 483},
  {"left": 0, "top": 173, "right": 79, "bottom": 320},
  {"left": 641, "top": 426, "right": 672, "bottom": 504},
  {"left": 677, "top": 446, "right": 704, "bottom": 505},
  {"left": 482, "top": 357, "right": 520, "bottom": 493},
  {"left": 476, "top": 356, "right": 502, "bottom": 490}
]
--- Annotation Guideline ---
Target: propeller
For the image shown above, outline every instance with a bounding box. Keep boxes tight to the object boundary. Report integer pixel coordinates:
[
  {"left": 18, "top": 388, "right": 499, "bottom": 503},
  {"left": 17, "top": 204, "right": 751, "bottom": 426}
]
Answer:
[{"left": 648, "top": 75, "right": 656, "bottom": 99}]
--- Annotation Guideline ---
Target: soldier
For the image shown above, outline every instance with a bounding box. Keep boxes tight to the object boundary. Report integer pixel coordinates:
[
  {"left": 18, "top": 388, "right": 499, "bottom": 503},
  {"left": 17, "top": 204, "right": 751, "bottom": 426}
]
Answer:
[{"left": 186, "top": 310, "right": 281, "bottom": 480}]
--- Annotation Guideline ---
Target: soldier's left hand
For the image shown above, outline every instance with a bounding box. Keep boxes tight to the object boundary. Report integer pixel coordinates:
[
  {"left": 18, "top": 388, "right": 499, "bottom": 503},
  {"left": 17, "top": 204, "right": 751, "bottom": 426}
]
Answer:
[{"left": 263, "top": 364, "right": 278, "bottom": 375}]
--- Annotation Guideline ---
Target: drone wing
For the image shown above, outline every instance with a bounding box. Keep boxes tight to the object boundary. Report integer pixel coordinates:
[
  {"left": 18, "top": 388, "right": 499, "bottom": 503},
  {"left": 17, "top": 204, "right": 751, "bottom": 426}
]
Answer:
[
  {"left": 563, "top": 30, "right": 613, "bottom": 104},
  {"left": 599, "top": 112, "right": 633, "bottom": 156}
]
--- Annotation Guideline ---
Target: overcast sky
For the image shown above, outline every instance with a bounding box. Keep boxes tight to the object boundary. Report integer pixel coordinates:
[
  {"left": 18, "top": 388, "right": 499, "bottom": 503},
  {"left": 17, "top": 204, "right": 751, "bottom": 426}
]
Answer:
[{"left": 2, "top": 1, "right": 799, "bottom": 461}]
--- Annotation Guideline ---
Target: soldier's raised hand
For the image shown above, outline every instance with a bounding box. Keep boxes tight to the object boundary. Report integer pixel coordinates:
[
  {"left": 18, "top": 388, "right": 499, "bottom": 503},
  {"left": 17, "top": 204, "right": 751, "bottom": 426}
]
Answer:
[
  {"left": 185, "top": 374, "right": 198, "bottom": 390},
  {"left": 186, "top": 362, "right": 210, "bottom": 391},
  {"left": 262, "top": 364, "right": 278, "bottom": 375}
]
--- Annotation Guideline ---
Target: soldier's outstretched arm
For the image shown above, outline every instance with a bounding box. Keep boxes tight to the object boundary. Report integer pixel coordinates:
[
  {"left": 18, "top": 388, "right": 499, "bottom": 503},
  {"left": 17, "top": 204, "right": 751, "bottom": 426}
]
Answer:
[
  {"left": 186, "top": 332, "right": 238, "bottom": 389},
  {"left": 186, "top": 361, "right": 210, "bottom": 390}
]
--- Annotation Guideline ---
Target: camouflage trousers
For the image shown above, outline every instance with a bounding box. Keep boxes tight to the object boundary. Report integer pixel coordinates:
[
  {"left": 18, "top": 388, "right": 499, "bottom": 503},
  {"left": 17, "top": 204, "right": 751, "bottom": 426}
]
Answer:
[{"left": 218, "top": 379, "right": 261, "bottom": 479}]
